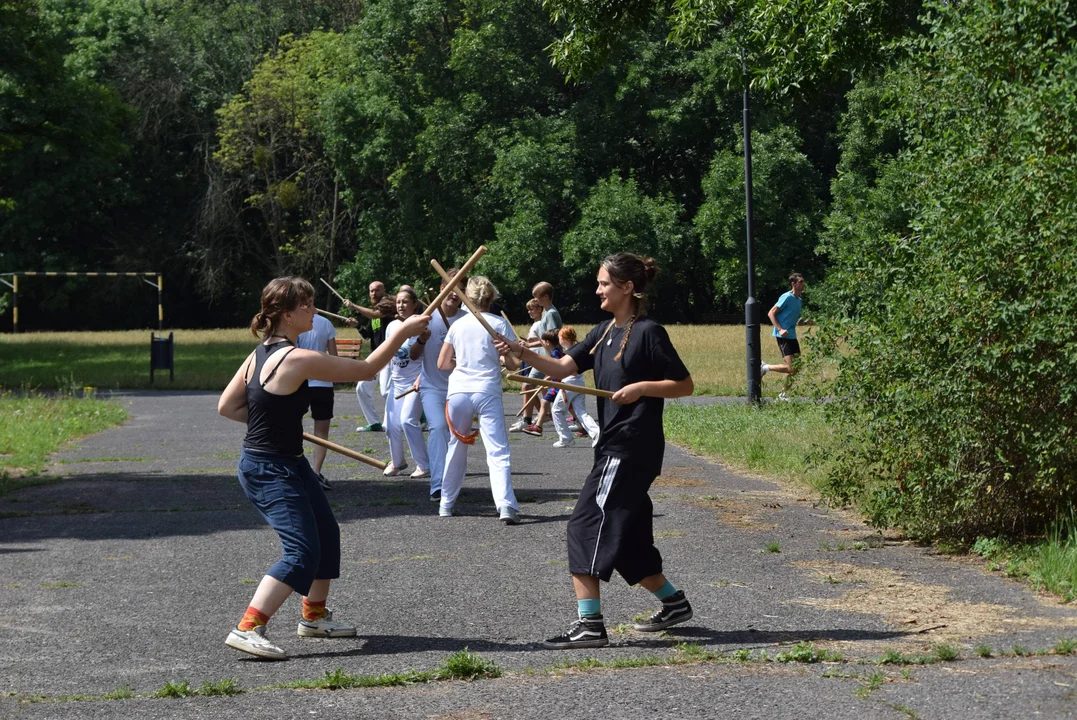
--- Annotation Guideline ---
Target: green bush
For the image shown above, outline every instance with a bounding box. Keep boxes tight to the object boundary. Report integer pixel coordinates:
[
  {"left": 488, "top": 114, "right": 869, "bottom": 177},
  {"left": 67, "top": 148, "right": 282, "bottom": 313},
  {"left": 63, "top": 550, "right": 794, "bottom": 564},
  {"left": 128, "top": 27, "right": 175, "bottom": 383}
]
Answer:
[{"left": 815, "top": 0, "right": 1077, "bottom": 539}]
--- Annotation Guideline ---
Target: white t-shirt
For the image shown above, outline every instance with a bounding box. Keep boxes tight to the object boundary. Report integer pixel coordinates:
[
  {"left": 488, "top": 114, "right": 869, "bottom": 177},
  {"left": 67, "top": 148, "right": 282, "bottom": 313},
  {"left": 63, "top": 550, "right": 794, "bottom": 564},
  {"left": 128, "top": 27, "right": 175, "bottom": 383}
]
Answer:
[
  {"left": 296, "top": 314, "right": 337, "bottom": 388},
  {"left": 420, "top": 307, "right": 467, "bottom": 394},
  {"left": 385, "top": 318, "right": 422, "bottom": 387},
  {"left": 528, "top": 320, "right": 548, "bottom": 358},
  {"left": 445, "top": 312, "right": 515, "bottom": 397}
]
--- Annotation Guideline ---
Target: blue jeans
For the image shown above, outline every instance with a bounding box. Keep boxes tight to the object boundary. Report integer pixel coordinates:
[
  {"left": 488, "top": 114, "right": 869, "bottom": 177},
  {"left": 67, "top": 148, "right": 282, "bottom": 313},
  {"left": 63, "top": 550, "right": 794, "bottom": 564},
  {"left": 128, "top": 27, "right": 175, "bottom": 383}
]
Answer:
[{"left": 237, "top": 449, "right": 340, "bottom": 596}]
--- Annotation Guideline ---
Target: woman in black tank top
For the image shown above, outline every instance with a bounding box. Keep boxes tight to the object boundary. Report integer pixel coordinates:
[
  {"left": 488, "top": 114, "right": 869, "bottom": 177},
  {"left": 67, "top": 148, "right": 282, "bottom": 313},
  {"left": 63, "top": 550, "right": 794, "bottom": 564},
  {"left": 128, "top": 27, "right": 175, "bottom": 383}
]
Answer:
[{"left": 217, "top": 276, "right": 429, "bottom": 660}]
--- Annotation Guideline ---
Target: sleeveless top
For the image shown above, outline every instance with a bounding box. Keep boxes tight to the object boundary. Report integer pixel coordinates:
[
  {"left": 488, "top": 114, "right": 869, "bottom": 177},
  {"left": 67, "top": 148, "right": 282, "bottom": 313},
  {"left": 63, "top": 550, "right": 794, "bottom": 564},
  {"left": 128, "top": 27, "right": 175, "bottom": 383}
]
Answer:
[{"left": 242, "top": 340, "right": 310, "bottom": 456}]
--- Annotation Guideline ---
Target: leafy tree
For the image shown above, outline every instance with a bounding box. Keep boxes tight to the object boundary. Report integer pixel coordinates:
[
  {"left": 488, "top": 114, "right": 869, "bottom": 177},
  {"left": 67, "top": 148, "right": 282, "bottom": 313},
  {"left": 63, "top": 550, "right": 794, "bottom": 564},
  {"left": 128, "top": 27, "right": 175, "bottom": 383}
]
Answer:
[
  {"left": 695, "top": 123, "right": 824, "bottom": 303},
  {"left": 213, "top": 31, "right": 354, "bottom": 283},
  {"left": 816, "top": 0, "right": 1077, "bottom": 538}
]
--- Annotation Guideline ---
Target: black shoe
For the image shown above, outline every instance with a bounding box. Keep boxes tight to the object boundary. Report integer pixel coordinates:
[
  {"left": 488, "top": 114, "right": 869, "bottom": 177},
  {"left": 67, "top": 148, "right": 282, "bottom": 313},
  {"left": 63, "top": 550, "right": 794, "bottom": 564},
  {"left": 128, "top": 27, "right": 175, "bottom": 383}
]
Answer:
[
  {"left": 633, "top": 590, "right": 693, "bottom": 632},
  {"left": 543, "top": 616, "right": 609, "bottom": 649},
  {"left": 429, "top": 490, "right": 441, "bottom": 502},
  {"left": 317, "top": 473, "right": 332, "bottom": 491}
]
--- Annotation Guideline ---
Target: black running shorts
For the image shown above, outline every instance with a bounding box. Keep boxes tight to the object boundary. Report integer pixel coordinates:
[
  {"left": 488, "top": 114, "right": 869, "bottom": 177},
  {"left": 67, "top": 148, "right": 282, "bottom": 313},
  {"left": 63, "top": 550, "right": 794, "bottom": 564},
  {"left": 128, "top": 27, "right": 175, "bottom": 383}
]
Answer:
[
  {"left": 308, "top": 387, "right": 334, "bottom": 421},
  {"left": 567, "top": 454, "right": 663, "bottom": 585},
  {"left": 776, "top": 337, "right": 801, "bottom": 358}
]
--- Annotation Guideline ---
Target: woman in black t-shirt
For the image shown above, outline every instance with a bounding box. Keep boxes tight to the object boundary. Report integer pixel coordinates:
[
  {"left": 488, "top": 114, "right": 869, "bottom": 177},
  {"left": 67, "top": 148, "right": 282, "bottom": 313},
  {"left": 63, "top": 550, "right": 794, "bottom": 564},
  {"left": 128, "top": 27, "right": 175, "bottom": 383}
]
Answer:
[{"left": 497, "top": 253, "right": 695, "bottom": 649}]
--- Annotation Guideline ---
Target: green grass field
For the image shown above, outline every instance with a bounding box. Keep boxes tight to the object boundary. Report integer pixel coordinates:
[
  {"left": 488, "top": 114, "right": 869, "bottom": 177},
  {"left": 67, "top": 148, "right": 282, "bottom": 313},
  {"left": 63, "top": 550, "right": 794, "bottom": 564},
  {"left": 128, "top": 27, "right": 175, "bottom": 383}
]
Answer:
[{"left": 0, "top": 325, "right": 807, "bottom": 395}]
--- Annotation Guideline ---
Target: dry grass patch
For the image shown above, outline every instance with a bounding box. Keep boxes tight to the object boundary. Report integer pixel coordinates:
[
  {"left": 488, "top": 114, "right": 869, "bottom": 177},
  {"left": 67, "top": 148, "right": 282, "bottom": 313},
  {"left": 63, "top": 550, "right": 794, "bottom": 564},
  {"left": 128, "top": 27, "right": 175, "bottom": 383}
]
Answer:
[
  {"left": 789, "top": 560, "right": 1077, "bottom": 650},
  {"left": 689, "top": 491, "right": 785, "bottom": 531},
  {"left": 653, "top": 466, "right": 708, "bottom": 488}
]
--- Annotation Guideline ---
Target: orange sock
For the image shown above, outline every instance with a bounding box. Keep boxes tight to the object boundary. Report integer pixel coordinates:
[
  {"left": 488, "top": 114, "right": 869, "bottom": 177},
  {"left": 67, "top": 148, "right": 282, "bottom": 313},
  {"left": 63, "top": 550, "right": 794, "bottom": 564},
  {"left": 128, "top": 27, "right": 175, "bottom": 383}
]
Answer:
[
  {"left": 238, "top": 606, "right": 270, "bottom": 631},
  {"left": 302, "top": 598, "right": 326, "bottom": 622}
]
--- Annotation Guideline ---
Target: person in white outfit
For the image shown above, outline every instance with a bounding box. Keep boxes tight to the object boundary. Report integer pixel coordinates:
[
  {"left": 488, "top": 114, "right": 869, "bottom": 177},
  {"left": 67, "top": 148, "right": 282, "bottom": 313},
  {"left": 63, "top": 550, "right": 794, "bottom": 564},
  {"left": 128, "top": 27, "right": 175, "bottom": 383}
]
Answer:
[
  {"left": 382, "top": 288, "right": 430, "bottom": 478},
  {"left": 437, "top": 276, "right": 522, "bottom": 524},
  {"left": 550, "top": 326, "right": 601, "bottom": 449},
  {"left": 409, "top": 268, "right": 469, "bottom": 501}
]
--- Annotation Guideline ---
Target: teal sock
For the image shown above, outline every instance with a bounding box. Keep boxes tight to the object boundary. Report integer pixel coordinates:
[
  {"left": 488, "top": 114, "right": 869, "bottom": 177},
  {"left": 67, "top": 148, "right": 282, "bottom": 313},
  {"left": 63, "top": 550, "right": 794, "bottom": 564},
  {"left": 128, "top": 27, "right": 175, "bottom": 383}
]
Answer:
[
  {"left": 652, "top": 580, "right": 677, "bottom": 601},
  {"left": 577, "top": 598, "right": 601, "bottom": 618}
]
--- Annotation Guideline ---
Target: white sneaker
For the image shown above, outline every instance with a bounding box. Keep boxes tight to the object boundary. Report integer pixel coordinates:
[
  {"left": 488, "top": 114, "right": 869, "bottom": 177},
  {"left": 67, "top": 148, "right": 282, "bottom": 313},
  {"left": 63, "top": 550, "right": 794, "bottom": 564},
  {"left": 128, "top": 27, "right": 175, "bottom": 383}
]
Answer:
[
  {"left": 778, "top": 391, "right": 790, "bottom": 402},
  {"left": 499, "top": 506, "right": 520, "bottom": 525},
  {"left": 567, "top": 422, "right": 582, "bottom": 432},
  {"left": 410, "top": 467, "right": 430, "bottom": 479},
  {"left": 296, "top": 609, "right": 357, "bottom": 638},
  {"left": 552, "top": 439, "right": 575, "bottom": 448},
  {"left": 383, "top": 462, "right": 408, "bottom": 477},
  {"left": 439, "top": 505, "right": 454, "bottom": 517},
  {"left": 509, "top": 419, "right": 526, "bottom": 433},
  {"left": 760, "top": 361, "right": 770, "bottom": 376},
  {"left": 225, "top": 625, "right": 287, "bottom": 660}
]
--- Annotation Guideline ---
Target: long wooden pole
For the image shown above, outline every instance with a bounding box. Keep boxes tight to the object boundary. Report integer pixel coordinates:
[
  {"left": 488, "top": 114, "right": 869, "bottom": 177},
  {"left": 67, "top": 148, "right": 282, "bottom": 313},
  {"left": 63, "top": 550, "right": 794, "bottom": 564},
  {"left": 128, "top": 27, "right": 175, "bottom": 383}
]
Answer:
[
  {"left": 303, "top": 432, "right": 387, "bottom": 470},
  {"left": 422, "top": 246, "right": 486, "bottom": 319},
  {"left": 430, "top": 259, "right": 501, "bottom": 341},
  {"left": 505, "top": 374, "right": 614, "bottom": 399},
  {"left": 316, "top": 308, "right": 352, "bottom": 323},
  {"left": 320, "top": 278, "right": 349, "bottom": 305}
]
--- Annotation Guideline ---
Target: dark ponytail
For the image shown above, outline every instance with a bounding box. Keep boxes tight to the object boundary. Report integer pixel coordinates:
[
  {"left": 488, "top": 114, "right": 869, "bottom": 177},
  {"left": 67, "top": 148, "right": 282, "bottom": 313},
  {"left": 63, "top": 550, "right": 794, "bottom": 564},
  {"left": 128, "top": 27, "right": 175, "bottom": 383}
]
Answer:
[{"left": 600, "top": 253, "right": 659, "bottom": 361}]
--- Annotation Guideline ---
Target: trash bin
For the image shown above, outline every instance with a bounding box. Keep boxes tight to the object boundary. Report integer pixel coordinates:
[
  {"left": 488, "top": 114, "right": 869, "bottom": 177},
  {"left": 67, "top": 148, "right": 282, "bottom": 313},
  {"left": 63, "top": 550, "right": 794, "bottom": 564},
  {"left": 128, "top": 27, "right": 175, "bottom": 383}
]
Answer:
[{"left": 151, "top": 332, "right": 174, "bottom": 382}]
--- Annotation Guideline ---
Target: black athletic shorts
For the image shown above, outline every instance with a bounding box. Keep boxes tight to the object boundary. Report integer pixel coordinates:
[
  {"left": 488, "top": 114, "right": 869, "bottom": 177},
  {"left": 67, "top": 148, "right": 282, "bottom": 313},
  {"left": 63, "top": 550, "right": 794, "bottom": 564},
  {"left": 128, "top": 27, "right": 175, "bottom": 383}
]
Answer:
[
  {"left": 776, "top": 337, "right": 801, "bottom": 358},
  {"left": 308, "top": 387, "right": 334, "bottom": 421},
  {"left": 567, "top": 454, "right": 663, "bottom": 585}
]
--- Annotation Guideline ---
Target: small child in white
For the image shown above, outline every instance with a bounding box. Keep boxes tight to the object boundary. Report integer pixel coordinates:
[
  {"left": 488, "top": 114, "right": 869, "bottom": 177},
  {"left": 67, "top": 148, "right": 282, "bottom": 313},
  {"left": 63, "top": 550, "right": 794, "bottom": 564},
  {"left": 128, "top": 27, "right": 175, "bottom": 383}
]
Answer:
[{"left": 551, "top": 326, "right": 600, "bottom": 448}]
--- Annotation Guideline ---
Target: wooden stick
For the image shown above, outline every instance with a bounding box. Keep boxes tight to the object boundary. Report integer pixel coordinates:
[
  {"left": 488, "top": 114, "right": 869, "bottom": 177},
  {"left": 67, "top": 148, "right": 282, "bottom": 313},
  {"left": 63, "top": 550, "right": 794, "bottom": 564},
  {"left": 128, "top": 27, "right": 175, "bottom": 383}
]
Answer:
[
  {"left": 320, "top": 278, "right": 349, "bottom": 305},
  {"left": 515, "top": 387, "right": 543, "bottom": 416},
  {"left": 431, "top": 258, "right": 501, "bottom": 341},
  {"left": 303, "top": 432, "right": 387, "bottom": 470},
  {"left": 505, "top": 374, "right": 614, "bottom": 399},
  {"left": 423, "top": 246, "right": 486, "bottom": 319},
  {"left": 316, "top": 307, "right": 352, "bottom": 323},
  {"left": 394, "top": 386, "right": 418, "bottom": 400},
  {"left": 423, "top": 290, "right": 448, "bottom": 326},
  {"left": 500, "top": 310, "right": 512, "bottom": 327}
]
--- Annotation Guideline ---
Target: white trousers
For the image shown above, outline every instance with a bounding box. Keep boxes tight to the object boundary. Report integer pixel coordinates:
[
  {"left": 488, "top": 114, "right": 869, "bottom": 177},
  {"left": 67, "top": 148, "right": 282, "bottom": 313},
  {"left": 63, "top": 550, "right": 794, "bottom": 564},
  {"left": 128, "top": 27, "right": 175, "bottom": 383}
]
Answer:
[
  {"left": 552, "top": 377, "right": 600, "bottom": 443},
  {"left": 441, "top": 392, "right": 516, "bottom": 513},
  {"left": 385, "top": 379, "right": 429, "bottom": 470},
  {"left": 419, "top": 387, "right": 449, "bottom": 494},
  {"left": 355, "top": 377, "right": 380, "bottom": 425}
]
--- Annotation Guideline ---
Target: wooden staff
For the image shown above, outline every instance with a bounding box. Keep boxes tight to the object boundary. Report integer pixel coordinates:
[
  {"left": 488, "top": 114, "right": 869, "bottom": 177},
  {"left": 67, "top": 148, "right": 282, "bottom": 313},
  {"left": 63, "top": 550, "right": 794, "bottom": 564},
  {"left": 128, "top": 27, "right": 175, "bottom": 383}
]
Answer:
[
  {"left": 430, "top": 259, "right": 500, "bottom": 341},
  {"left": 423, "top": 246, "right": 486, "bottom": 319},
  {"left": 303, "top": 432, "right": 387, "bottom": 471},
  {"left": 505, "top": 374, "right": 614, "bottom": 399},
  {"left": 394, "top": 386, "right": 419, "bottom": 400},
  {"left": 423, "top": 289, "right": 448, "bottom": 325},
  {"left": 319, "top": 278, "right": 349, "bottom": 305},
  {"left": 316, "top": 307, "right": 353, "bottom": 323},
  {"left": 500, "top": 310, "right": 512, "bottom": 327},
  {"left": 515, "top": 387, "right": 543, "bottom": 416}
]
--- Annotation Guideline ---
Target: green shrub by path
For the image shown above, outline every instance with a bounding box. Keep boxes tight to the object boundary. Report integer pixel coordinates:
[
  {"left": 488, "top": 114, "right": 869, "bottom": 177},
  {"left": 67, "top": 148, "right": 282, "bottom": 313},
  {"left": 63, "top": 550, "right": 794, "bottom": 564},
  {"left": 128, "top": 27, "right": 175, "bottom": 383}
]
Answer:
[
  {"left": 814, "top": 0, "right": 1077, "bottom": 540},
  {"left": 0, "top": 392, "right": 127, "bottom": 487},
  {"left": 0, "top": 325, "right": 809, "bottom": 395},
  {"left": 972, "top": 516, "right": 1077, "bottom": 602},
  {"left": 665, "top": 401, "right": 833, "bottom": 493}
]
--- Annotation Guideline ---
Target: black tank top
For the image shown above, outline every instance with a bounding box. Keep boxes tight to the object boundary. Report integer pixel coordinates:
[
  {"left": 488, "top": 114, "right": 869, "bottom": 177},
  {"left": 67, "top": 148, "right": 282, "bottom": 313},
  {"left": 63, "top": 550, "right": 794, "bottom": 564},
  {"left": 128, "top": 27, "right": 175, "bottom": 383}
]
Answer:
[{"left": 242, "top": 340, "right": 310, "bottom": 456}]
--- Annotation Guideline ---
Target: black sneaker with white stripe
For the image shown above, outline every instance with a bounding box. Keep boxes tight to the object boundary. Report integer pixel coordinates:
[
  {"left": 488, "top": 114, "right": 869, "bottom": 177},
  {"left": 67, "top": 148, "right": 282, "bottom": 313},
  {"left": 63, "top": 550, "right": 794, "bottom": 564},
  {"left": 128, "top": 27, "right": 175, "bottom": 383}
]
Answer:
[
  {"left": 543, "top": 615, "right": 609, "bottom": 649},
  {"left": 633, "top": 590, "right": 693, "bottom": 632}
]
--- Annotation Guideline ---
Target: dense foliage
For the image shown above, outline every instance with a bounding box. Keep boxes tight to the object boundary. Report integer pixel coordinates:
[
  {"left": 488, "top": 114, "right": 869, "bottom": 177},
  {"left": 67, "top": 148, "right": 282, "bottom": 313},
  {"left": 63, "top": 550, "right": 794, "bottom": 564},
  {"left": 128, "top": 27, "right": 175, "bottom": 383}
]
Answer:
[
  {"left": 815, "top": 0, "right": 1077, "bottom": 538},
  {"left": 2, "top": 0, "right": 837, "bottom": 328}
]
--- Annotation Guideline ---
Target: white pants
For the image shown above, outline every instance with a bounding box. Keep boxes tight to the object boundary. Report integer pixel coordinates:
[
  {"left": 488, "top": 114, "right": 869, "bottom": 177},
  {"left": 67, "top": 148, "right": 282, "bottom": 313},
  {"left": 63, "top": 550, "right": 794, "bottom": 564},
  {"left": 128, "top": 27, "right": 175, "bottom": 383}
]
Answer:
[
  {"left": 385, "top": 379, "right": 429, "bottom": 470},
  {"left": 552, "top": 377, "right": 600, "bottom": 443},
  {"left": 355, "top": 377, "right": 379, "bottom": 425},
  {"left": 419, "top": 387, "right": 448, "bottom": 494},
  {"left": 441, "top": 392, "right": 516, "bottom": 513}
]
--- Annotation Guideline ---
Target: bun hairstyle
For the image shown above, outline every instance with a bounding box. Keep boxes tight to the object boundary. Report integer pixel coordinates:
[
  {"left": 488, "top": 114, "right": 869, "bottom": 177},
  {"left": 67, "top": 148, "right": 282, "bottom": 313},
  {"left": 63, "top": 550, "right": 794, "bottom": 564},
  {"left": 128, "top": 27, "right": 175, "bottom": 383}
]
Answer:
[
  {"left": 466, "top": 275, "right": 499, "bottom": 312},
  {"left": 558, "top": 325, "right": 578, "bottom": 346},
  {"left": 600, "top": 253, "right": 659, "bottom": 361},
  {"left": 250, "top": 276, "right": 314, "bottom": 338}
]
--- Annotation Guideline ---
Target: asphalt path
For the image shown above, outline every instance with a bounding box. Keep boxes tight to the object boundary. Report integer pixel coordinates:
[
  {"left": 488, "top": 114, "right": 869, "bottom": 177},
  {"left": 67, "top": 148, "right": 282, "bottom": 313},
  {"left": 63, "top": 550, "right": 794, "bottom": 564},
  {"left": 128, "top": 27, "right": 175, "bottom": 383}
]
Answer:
[{"left": 1, "top": 391, "right": 1074, "bottom": 719}]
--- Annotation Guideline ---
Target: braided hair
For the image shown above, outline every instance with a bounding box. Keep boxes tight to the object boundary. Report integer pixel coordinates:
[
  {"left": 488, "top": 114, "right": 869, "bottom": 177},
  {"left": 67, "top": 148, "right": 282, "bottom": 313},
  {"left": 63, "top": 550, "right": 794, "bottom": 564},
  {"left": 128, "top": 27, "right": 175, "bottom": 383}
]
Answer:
[{"left": 600, "top": 253, "right": 659, "bottom": 362}]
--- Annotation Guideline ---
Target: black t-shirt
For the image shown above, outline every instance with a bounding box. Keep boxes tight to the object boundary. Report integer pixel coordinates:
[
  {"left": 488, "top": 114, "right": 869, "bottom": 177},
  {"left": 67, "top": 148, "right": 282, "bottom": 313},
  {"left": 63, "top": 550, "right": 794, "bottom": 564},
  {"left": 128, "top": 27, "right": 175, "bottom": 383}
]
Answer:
[
  {"left": 359, "top": 314, "right": 387, "bottom": 350},
  {"left": 566, "top": 316, "right": 690, "bottom": 475}
]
